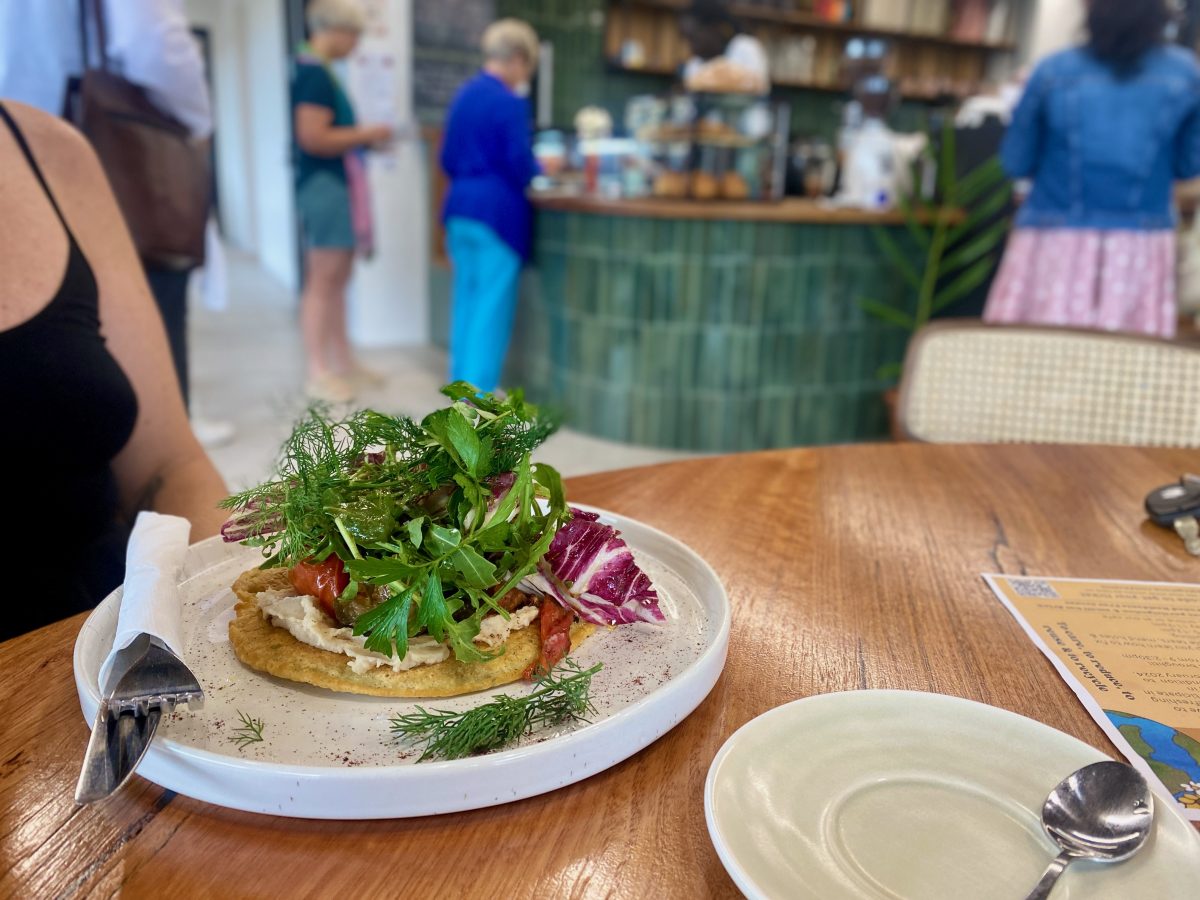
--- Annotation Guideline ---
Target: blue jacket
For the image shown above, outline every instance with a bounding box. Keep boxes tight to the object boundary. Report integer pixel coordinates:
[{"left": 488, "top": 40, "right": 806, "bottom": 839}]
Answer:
[
  {"left": 1003, "top": 46, "right": 1200, "bottom": 230},
  {"left": 441, "top": 72, "right": 540, "bottom": 259}
]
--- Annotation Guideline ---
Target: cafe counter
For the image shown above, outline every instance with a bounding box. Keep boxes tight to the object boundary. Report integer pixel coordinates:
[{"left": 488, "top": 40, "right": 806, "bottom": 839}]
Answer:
[{"left": 500, "top": 193, "right": 922, "bottom": 453}]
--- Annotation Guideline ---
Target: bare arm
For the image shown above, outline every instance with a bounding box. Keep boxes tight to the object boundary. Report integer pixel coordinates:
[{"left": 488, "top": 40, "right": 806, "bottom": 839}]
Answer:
[
  {"left": 294, "top": 104, "right": 390, "bottom": 158},
  {"left": 9, "top": 105, "right": 229, "bottom": 538}
]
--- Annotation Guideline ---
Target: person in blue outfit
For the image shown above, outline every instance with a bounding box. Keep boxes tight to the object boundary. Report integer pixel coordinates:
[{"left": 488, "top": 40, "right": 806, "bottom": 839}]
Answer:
[
  {"left": 441, "top": 19, "right": 542, "bottom": 393},
  {"left": 292, "top": 0, "right": 392, "bottom": 403}
]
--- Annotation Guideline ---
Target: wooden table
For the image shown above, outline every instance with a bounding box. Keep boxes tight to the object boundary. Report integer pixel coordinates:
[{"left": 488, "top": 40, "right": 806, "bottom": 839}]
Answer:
[{"left": 3, "top": 443, "right": 1197, "bottom": 898}]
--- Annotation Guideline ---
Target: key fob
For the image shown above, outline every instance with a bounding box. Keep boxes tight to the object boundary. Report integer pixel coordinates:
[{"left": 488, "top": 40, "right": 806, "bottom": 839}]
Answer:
[{"left": 1145, "top": 478, "right": 1200, "bottom": 526}]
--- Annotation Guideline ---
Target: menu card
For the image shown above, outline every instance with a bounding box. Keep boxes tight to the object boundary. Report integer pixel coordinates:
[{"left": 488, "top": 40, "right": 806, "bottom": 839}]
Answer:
[{"left": 984, "top": 575, "right": 1200, "bottom": 821}]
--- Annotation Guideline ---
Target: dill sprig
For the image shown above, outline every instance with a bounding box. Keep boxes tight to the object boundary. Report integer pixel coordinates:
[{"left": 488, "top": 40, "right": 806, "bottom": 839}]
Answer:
[
  {"left": 218, "top": 384, "right": 568, "bottom": 664},
  {"left": 219, "top": 385, "right": 561, "bottom": 568},
  {"left": 228, "top": 710, "right": 265, "bottom": 749},
  {"left": 389, "top": 660, "right": 601, "bottom": 761}
]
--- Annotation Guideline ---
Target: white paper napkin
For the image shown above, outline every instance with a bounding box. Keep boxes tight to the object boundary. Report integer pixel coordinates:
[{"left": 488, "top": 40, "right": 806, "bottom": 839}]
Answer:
[{"left": 97, "top": 512, "right": 192, "bottom": 692}]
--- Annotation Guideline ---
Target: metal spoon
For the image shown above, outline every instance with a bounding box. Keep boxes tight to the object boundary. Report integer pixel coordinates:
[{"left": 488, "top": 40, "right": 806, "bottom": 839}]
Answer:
[{"left": 1024, "top": 760, "right": 1154, "bottom": 899}]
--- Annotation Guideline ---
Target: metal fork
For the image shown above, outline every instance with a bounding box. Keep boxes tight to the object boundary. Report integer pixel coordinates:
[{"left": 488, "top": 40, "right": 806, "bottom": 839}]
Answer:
[{"left": 75, "top": 634, "right": 204, "bottom": 804}]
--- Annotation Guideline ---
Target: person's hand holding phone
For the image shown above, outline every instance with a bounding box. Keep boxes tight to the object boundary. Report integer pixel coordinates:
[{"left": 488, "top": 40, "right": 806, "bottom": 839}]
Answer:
[{"left": 362, "top": 122, "right": 394, "bottom": 150}]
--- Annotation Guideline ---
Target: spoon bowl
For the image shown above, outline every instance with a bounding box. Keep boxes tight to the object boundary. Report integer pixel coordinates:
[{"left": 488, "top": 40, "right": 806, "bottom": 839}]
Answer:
[{"left": 1025, "top": 760, "right": 1154, "bottom": 900}]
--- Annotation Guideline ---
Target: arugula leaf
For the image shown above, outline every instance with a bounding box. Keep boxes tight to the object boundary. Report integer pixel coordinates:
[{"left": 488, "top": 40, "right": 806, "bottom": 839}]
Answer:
[
  {"left": 405, "top": 516, "right": 425, "bottom": 548},
  {"left": 487, "top": 516, "right": 561, "bottom": 603},
  {"left": 453, "top": 472, "right": 489, "bottom": 532},
  {"left": 346, "top": 557, "right": 421, "bottom": 586},
  {"left": 426, "top": 524, "right": 462, "bottom": 555},
  {"left": 354, "top": 586, "right": 415, "bottom": 657},
  {"left": 474, "top": 521, "right": 513, "bottom": 552},
  {"left": 422, "top": 407, "right": 486, "bottom": 477},
  {"left": 532, "top": 463, "right": 566, "bottom": 518},
  {"left": 450, "top": 545, "right": 498, "bottom": 588},
  {"left": 484, "top": 461, "right": 530, "bottom": 529},
  {"left": 514, "top": 454, "right": 535, "bottom": 530},
  {"left": 445, "top": 408, "right": 485, "bottom": 476}
]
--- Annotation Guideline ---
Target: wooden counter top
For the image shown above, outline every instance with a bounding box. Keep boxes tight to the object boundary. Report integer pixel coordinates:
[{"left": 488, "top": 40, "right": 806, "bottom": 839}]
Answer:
[{"left": 531, "top": 193, "right": 958, "bottom": 225}]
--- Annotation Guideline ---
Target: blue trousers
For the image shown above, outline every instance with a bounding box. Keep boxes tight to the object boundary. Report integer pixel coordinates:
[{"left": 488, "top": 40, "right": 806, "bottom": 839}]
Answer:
[{"left": 446, "top": 217, "right": 522, "bottom": 393}]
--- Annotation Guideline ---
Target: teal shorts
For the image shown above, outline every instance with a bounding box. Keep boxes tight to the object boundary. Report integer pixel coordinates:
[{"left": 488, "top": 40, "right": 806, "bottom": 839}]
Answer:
[{"left": 296, "top": 170, "right": 355, "bottom": 249}]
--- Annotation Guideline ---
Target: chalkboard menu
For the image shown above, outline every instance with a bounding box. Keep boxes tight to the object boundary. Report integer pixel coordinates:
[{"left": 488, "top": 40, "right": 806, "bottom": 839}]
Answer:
[{"left": 413, "top": 0, "right": 495, "bottom": 119}]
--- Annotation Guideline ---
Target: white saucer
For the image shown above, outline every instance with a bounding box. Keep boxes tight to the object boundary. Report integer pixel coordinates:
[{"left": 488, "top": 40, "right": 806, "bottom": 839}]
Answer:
[{"left": 705, "top": 690, "right": 1200, "bottom": 899}]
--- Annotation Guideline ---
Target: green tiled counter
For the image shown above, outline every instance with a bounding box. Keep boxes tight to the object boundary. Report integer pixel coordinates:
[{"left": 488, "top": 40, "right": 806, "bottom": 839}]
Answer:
[{"left": 504, "top": 197, "right": 917, "bottom": 453}]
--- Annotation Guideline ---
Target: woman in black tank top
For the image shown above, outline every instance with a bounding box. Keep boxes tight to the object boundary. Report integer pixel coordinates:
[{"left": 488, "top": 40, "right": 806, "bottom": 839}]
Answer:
[{"left": 0, "top": 102, "right": 228, "bottom": 640}]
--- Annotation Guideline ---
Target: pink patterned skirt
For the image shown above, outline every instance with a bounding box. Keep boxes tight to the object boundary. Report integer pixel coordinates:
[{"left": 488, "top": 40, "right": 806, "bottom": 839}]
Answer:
[{"left": 983, "top": 228, "right": 1177, "bottom": 339}]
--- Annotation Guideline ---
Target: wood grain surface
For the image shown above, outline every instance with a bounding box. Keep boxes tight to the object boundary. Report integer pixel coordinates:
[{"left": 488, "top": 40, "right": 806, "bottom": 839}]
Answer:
[{"left": 3, "top": 444, "right": 1198, "bottom": 899}]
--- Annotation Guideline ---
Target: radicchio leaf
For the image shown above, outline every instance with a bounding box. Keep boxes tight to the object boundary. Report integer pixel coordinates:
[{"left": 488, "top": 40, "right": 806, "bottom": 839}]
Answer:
[
  {"left": 220, "top": 499, "right": 284, "bottom": 543},
  {"left": 522, "top": 509, "right": 663, "bottom": 626}
]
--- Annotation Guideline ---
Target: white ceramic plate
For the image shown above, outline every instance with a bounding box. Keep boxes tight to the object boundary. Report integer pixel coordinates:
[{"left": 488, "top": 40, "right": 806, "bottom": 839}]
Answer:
[
  {"left": 74, "top": 505, "right": 729, "bottom": 819},
  {"left": 705, "top": 690, "right": 1200, "bottom": 900}
]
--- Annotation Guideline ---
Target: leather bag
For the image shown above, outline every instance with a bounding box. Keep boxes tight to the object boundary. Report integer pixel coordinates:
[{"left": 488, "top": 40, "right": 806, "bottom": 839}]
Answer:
[{"left": 64, "top": 0, "right": 211, "bottom": 270}]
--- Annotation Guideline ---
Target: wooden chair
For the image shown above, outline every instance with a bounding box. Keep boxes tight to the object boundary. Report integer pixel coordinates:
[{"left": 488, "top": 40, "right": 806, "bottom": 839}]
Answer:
[{"left": 896, "top": 321, "right": 1200, "bottom": 446}]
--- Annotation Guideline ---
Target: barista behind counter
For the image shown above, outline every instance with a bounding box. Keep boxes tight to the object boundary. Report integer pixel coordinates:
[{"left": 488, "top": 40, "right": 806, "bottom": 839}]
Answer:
[{"left": 679, "top": 0, "right": 770, "bottom": 95}]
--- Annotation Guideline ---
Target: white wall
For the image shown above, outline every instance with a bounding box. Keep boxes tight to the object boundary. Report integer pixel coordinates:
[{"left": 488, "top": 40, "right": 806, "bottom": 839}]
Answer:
[
  {"left": 184, "top": 0, "right": 255, "bottom": 251},
  {"left": 185, "top": 0, "right": 297, "bottom": 292},
  {"left": 243, "top": 0, "right": 298, "bottom": 291},
  {"left": 344, "top": 0, "right": 429, "bottom": 346},
  {"left": 1026, "top": 0, "right": 1086, "bottom": 64}
]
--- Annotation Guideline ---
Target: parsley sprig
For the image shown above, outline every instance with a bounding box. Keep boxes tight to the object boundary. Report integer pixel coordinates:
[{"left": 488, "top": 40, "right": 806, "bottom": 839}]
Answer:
[
  {"left": 219, "top": 384, "right": 567, "bottom": 664},
  {"left": 389, "top": 660, "right": 601, "bottom": 761}
]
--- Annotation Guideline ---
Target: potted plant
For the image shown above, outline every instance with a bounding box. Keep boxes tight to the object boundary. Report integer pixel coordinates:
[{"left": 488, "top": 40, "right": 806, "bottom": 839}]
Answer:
[{"left": 859, "top": 123, "right": 1013, "bottom": 434}]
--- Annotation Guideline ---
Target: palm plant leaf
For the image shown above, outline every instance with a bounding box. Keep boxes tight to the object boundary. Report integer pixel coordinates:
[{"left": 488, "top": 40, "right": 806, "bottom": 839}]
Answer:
[
  {"left": 947, "top": 183, "right": 1012, "bottom": 244},
  {"left": 870, "top": 227, "right": 922, "bottom": 291},
  {"left": 936, "top": 123, "right": 958, "bottom": 204},
  {"left": 932, "top": 255, "right": 998, "bottom": 312},
  {"left": 857, "top": 128, "right": 1014, "bottom": 385},
  {"left": 876, "top": 361, "right": 904, "bottom": 381},
  {"left": 898, "top": 192, "right": 931, "bottom": 250},
  {"left": 940, "top": 216, "right": 1011, "bottom": 278},
  {"left": 955, "top": 157, "right": 1008, "bottom": 208},
  {"left": 858, "top": 298, "right": 915, "bottom": 329}
]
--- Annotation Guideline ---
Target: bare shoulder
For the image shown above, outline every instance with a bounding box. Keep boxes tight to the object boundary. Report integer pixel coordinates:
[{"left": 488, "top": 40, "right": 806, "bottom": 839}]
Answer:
[{"left": 1, "top": 101, "right": 106, "bottom": 191}]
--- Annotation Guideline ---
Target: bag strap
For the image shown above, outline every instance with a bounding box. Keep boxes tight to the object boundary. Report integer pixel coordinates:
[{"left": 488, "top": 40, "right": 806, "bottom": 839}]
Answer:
[{"left": 78, "top": 0, "right": 110, "bottom": 72}]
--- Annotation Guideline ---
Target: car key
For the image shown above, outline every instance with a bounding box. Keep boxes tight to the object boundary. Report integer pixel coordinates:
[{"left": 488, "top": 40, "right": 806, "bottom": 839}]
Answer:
[{"left": 1145, "top": 475, "right": 1200, "bottom": 555}]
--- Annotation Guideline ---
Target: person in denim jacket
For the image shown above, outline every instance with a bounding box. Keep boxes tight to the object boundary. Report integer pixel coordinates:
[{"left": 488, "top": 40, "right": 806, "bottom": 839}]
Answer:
[{"left": 984, "top": 0, "right": 1200, "bottom": 338}]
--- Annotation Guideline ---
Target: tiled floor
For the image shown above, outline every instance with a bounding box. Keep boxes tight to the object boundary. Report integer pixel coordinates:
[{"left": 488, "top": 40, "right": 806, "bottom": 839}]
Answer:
[{"left": 192, "top": 251, "right": 696, "bottom": 491}]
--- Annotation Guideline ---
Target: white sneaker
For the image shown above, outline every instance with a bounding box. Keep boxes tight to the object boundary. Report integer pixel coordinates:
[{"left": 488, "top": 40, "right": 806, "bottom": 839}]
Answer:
[{"left": 192, "top": 417, "right": 236, "bottom": 449}]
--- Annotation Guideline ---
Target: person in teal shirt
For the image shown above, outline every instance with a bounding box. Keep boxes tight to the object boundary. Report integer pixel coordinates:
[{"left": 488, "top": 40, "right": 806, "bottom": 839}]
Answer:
[{"left": 291, "top": 0, "right": 392, "bottom": 403}]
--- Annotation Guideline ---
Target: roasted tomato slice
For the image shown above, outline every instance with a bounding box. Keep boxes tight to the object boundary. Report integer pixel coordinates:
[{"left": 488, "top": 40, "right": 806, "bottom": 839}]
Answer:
[
  {"left": 523, "top": 598, "right": 575, "bottom": 680},
  {"left": 288, "top": 556, "right": 349, "bottom": 620}
]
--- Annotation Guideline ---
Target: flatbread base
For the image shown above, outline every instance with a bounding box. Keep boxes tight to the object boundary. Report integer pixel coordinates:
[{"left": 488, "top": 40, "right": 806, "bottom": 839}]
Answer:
[{"left": 228, "top": 568, "right": 596, "bottom": 698}]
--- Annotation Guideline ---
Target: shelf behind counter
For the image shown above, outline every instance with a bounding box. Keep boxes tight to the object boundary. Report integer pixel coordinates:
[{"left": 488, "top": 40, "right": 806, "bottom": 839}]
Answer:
[{"left": 499, "top": 192, "right": 947, "bottom": 452}]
